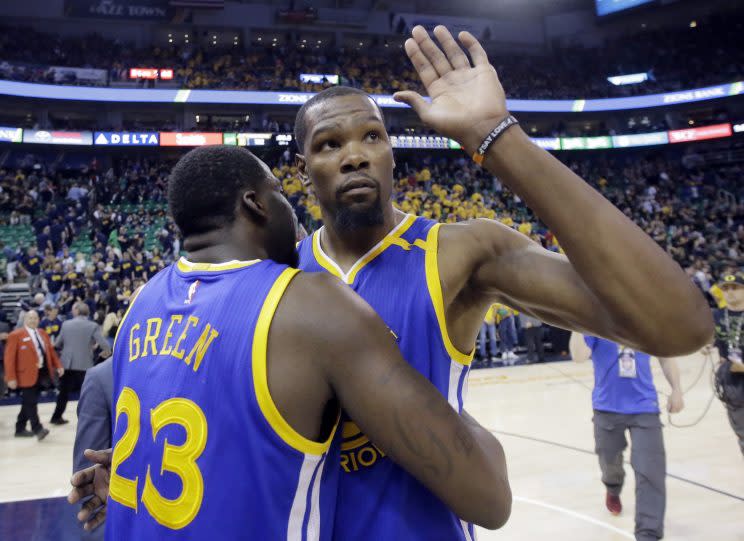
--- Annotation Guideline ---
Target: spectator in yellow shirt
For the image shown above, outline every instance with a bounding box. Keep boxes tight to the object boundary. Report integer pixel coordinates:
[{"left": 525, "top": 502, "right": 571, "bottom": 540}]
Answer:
[
  {"left": 478, "top": 304, "right": 499, "bottom": 366},
  {"left": 495, "top": 304, "right": 519, "bottom": 363}
]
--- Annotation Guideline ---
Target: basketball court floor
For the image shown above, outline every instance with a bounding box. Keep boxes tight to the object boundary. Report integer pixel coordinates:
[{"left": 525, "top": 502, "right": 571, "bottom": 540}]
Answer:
[{"left": 1, "top": 350, "right": 742, "bottom": 540}]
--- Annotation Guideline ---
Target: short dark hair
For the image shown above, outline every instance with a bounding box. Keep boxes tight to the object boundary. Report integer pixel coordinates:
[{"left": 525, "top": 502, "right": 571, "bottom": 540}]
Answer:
[
  {"left": 294, "top": 86, "right": 386, "bottom": 153},
  {"left": 168, "top": 145, "right": 268, "bottom": 237}
]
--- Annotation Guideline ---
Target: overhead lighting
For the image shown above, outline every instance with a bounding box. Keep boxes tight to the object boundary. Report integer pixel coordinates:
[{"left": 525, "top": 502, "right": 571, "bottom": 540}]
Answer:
[
  {"left": 688, "top": 119, "right": 695, "bottom": 125},
  {"left": 168, "top": 33, "right": 172, "bottom": 37},
  {"left": 168, "top": 38, "right": 173, "bottom": 43},
  {"left": 273, "top": 37, "right": 277, "bottom": 42},
  {"left": 689, "top": 20, "right": 697, "bottom": 28},
  {"left": 359, "top": 42, "right": 363, "bottom": 46},
  {"left": 607, "top": 72, "right": 649, "bottom": 85},
  {"left": 317, "top": 40, "right": 321, "bottom": 44}
]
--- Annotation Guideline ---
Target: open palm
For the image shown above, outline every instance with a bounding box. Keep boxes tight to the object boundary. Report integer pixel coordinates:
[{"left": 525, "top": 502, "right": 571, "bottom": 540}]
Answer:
[{"left": 394, "top": 26, "right": 509, "bottom": 153}]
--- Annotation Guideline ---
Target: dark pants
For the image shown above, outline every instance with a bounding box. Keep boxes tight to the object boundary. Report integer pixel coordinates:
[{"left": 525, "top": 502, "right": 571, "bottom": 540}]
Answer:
[
  {"left": 726, "top": 405, "right": 744, "bottom": 456},
  {"left": 498, "top": 317, "right": 517, "bottom": 353},
  {"left": 16, "top": 383, "right": 42, "bottom": 433},
  {"left": 593, "top": 411, "right": 666, "bottom": 541},
  {"left": 52, "top": 369, "right": 86, "bottom": 421},
  {"left": 524, "top": 327, "right": 545, "bottom": 362}
]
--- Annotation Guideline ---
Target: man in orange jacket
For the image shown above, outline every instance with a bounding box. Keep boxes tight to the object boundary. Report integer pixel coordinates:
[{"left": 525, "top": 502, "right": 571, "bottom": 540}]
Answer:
[{"left": 4, "top": 310, "right": 63, "bottom": 440}]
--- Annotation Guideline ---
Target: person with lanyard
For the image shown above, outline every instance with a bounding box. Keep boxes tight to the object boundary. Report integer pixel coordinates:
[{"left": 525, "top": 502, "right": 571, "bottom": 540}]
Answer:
[
  {"left": 570, "top": 333, "right": 683, "bottom": 541},
  {"left": 3, "top": 310, "right": 63, "bottom": 440},
  {"left": 711, "top": 272, "right": 744, "bottom": 455}
]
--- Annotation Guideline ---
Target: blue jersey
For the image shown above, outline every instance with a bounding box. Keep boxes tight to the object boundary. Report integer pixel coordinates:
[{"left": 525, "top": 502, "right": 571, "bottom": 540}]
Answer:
[
  {"left": 107, "top": 258, "right": 340, "bottom": 541},
  {"left": 298, "top": 214, "right": 476, "bottom": 541},
  {"left": 585, "top": 336, "right": 659, "bottom": 415}
]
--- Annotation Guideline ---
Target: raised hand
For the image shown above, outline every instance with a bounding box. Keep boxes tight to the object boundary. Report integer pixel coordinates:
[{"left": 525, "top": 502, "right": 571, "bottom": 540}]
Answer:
[
  {"left": 68, "top": 448, "right": 113, "bottom": 531},
  {"left": 394, "top": 25, "right": 509, "bottom": 154}
]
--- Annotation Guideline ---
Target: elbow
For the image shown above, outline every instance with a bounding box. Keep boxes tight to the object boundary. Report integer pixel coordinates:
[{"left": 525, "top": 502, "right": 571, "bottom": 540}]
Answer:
[
  {"left": 685, "top": 311, "right": 715, "bottom": 353},
  {"left": 659, "top": 309, "right": 714, "bottom": 357},
  {"left": 464, "top": 469, "right": 512, "bottom": 530},
  {"left": 479, "top": 485, "right": 512, "bottom": 530},
  {"left": 637, "top": 303, "right": 714, "bottom": 357}
]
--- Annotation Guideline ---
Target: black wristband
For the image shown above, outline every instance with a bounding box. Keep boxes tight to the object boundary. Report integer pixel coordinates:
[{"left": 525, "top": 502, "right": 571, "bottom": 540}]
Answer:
[{"left": 472, "top": 115, "right": 519, "bottom": 165}]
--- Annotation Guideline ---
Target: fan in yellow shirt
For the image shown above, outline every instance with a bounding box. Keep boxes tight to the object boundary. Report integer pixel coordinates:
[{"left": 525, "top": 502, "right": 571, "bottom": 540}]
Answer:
[{"left": 478, "top": 304, "right": 499, "bottom": 366}]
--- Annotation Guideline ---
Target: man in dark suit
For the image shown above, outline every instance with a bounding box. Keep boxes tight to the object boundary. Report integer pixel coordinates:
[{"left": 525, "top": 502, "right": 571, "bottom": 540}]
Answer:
[
  {"left": 73, "top": 357, "right": 113, "bottom": 473},
  {"left": 3, "top": 310, "right": 63, "bottom": 440},
  {"left": 72, "top": 357, "right": 113, "bottom": 541},
  {"left": 52, "top": 302, "right": 111, "bottom": 424}
]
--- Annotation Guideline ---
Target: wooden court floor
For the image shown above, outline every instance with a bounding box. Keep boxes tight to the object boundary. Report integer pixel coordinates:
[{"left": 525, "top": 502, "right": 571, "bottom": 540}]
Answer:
[{"left": 1, "top": 351, "right": 742, "bottom": 540}]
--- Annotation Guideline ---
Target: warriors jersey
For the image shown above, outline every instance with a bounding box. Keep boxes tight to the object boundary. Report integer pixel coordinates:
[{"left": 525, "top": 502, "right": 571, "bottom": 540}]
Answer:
[
  {"left": 298, "top": 214, "right": 476, "bottom": 541},
  {"left": 107, "top": 258, "right": 340, "bottom": 541}
]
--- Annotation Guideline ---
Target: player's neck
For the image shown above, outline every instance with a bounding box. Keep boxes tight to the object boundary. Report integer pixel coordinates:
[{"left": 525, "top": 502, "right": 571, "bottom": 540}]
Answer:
[
  {"left": 320, "top": 205, "right": 403, "bottom": 268},
  {"left": 182, "top": 230, "right": 267, "bottom": 264}
]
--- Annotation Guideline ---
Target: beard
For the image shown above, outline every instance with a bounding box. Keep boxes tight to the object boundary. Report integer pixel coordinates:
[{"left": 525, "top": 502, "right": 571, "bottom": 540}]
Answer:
[{"left": 333, "top": 192, "right": 384, "bottom": 232}]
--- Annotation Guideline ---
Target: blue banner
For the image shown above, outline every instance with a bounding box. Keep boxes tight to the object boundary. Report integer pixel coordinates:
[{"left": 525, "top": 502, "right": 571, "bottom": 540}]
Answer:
[
  {"left": 0, "top": 80, "right": 741, "bottom": 113},
  {"left": 595, "top": 0, "right": 654, "bottom": 16},
  {"left": 94, "top": 132, "right": 160, "bottom": 145}
]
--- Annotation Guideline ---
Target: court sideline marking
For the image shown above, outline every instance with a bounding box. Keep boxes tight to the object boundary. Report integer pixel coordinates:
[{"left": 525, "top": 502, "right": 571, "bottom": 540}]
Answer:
[
  {"left": 491, "top": 429, "right": 744, "bottom": 502},
  {"left": 512, "top": 495, "right": 634, "bottom": 539}
]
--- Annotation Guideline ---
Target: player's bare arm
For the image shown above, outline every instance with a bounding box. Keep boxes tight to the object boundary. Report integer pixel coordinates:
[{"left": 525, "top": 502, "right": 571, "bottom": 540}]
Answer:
[
  {"left": 394, "top": 25, "right": 713, "bottom": 357},
  {"left": 273, "top": 272, "right": 511, "bottom": 530}
]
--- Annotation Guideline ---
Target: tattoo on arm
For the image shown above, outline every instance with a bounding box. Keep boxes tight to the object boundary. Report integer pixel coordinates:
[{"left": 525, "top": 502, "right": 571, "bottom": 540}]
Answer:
[{"left": 373, "top": 359, "right": 475, "bottom": 481}]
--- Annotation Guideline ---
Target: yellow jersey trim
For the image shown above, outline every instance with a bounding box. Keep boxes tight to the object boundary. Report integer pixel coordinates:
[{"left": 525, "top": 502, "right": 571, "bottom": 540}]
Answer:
[
  {"left": 177, "top": 258, "right": 261, "bottom": 273},
  {"left": 312, "top": 214, "right": 417, "bottom": 285},
  {"left": 112, "top": 283, "right": 146, "bottom": 351},
  {"left": 252, "top": 268, "right": 337, "bottom": 455},
  {"left": 311, "top": 233, "right": 343, "bottom": 280},
  {"left": 424, "top": 224, "right": 475, "bottom": 366}
]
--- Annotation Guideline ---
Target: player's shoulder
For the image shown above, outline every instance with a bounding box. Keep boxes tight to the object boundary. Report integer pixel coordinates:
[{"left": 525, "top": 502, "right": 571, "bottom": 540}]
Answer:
[
  {"left": 438, "top": 217, "right": 526, "bottom": 255},
  {"left": 283, "top": 271, "right": 347, "bottom": 305},
  {"left": 280, "top": 271, "right": 375, "bottom": 334}
]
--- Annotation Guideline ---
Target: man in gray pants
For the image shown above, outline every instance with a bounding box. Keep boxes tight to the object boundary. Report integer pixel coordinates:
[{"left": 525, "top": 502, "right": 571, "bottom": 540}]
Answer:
[
  {"left": 51, "top": 302, "right": 111, "bottom": 424},
  {"left": 570, "top": 333, "right": 684, "bottom": 541}
]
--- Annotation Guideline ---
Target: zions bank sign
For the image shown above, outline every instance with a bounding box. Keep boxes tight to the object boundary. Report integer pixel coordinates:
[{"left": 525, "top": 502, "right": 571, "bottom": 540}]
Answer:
[{"left": 64, "top": 0, "right": 173, "bottom": 20}]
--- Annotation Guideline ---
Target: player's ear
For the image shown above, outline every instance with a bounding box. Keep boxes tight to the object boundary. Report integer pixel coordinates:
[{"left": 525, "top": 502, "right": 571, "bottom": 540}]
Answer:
[
  {"left": 240, "top": 190, "right": 267, "bottom": 224},
  {"left": 296, "top": 154, "right": 310, "bottom": 187}
]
